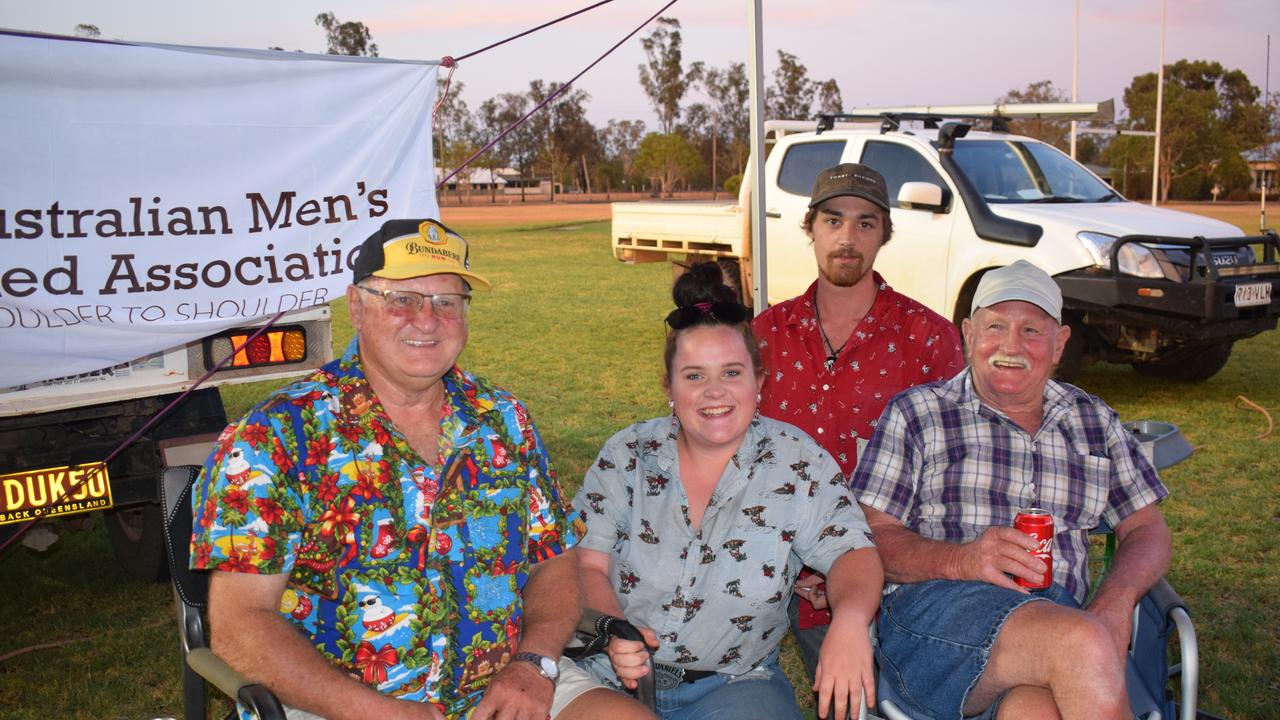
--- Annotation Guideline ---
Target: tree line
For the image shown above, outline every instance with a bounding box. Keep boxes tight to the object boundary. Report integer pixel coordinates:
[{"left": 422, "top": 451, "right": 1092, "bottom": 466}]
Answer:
[
  {"left": 437, "top": 11, "right": 1278, "bottom": 204},
  {"left": 78, "top": 14, "right": 1280, "bottom": 203},
  {"left": 430, "top": 16, "right": 848, "bottom": 200}
]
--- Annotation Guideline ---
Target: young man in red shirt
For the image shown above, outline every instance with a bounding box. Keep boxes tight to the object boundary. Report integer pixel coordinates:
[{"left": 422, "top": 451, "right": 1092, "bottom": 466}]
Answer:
[{"left": 752, "top": 164, "right": 964, "bottom": 682}]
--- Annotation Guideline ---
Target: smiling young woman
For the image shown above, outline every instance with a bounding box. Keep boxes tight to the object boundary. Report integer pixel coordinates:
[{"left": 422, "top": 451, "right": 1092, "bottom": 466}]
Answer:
[{"left": 570, "top": 262, "right": 884, "bottom": 720}]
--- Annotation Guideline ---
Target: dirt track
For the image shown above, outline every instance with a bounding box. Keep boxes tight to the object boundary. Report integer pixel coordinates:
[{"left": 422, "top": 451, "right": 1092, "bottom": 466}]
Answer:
[
  {"left": 437, "top": 191, "right": 726, "bottom": 227},
  {"left": 440, "top": 201, "right": 613, "bottom": 227}
]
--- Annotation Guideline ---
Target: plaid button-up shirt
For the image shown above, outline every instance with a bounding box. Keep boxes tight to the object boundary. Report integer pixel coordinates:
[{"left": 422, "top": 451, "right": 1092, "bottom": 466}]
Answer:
[{"left": 851, "top": 368, "right": 1167, "bottom": 604}]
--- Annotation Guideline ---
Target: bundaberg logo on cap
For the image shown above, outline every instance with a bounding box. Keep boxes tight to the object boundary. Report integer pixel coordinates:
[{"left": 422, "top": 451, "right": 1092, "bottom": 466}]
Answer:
[
  {"left": 419, "top": 220, "right": 448, "bottom": 245},
  {"left": 385, "top": 220, "right": 464, "bottom": 267}
]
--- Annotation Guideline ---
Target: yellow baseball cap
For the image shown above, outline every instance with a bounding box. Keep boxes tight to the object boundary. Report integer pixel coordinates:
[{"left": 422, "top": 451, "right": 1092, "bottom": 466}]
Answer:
[{"left": 352, "top": 219, "right": 491, "bottom": 291}]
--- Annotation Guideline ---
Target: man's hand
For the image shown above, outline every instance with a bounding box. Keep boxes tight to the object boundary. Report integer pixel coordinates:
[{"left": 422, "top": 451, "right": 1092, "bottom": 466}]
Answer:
[
  {"left": 469, "top": 659, "right": 556, "bottom": 720},
  {"left": 794, "top": 573, "right": 829, "bottom": 610},
  {"left": 813, "top": 614, "right": 875, "bottom": 720},
  {"left": 950, "top": 526, "right": 1045, "bottom": 591},
  {"left": 606, "top": 627, "right": 659, "bottom": 690}
]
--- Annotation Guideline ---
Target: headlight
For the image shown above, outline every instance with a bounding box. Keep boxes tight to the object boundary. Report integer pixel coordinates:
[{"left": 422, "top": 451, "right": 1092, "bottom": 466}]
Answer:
[{"left": 1077, "top": 231, "right": 1165, "bottom": 278}]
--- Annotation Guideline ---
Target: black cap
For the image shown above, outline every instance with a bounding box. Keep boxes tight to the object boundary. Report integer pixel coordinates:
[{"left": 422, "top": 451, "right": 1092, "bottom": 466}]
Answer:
[{"left": 808, "top": 163, "right": 890, "bottom": 211}]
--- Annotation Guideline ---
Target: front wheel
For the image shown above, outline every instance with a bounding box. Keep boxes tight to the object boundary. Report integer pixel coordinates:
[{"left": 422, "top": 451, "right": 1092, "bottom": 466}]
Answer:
[
  {"left": 717, "top": 258, "right": 752, "bottom": 307},
  {"left": 104, "top": 501, "right": 169, "bottom": 582},
  {"left": 1132, "top": 341, "right": 1234, "bottom": 383},
  {"left": 1053, "top": 315, "right": 1090, "bottom": 383}
]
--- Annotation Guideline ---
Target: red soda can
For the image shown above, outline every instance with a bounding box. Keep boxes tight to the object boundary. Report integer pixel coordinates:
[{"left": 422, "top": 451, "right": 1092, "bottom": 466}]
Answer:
[{"left": 1014, "top": 508, "right": 1053, "bottom": 589}]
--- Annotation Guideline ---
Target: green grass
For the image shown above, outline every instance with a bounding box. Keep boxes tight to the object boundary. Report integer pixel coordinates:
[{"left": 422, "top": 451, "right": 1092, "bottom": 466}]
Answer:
[{"left": 2, "top": 217, "right": 1277, "bottom": 719}]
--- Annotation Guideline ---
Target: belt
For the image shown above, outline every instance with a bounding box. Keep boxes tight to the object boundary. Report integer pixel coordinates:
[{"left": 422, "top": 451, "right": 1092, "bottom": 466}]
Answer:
[{"left": 653, "top": 662, "right": 718, "bottom": 690}]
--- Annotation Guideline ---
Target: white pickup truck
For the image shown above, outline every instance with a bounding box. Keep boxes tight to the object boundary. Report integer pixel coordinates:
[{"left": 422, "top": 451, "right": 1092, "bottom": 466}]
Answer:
[{"left": 613, "top": 106, "right": 1279, "bottom": 381}]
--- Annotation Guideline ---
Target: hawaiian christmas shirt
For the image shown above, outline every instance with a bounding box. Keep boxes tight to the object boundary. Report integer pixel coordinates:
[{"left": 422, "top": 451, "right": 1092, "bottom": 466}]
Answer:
[
  {"left": 191, "top": 339, "right": 584, "bottom": 719},
  {"left": 752, "top": 274, "right": 964, "bottom": 477},
  {"left": 851, "top": 368, "right": 1168, "bottom": 604},
  {"left": 572, "top": 416, "right": 875, "bottom": 675}
]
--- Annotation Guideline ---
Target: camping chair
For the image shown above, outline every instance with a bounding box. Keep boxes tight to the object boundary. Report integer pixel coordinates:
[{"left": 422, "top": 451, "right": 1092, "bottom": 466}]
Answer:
[
  {"left": 161, "top": 464, "right": 286, "bottom": 720},
  {"left": 160, "top": 464, "right": 657, "bottom": 719},
  {"left": 874, "top": 421, "right": 1200, "bottom": 720}
]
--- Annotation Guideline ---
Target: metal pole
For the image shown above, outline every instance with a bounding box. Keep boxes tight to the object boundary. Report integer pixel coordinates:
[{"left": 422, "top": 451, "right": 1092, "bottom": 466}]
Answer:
[
  {"left": 712, "top": 110, "right": 719, "bottom": 201},
  {"left": 748, "top": 0, "right": 769, "bottom": 313},
  {"left": 1071, "top": 0, "right": 1079, "bottom": 159},
  {"left": 1151, "top": 0, "right": 1165, "bottom": 206},
  {"left": 1263, "top": 34, "right": 1270, "bottom": 232}
]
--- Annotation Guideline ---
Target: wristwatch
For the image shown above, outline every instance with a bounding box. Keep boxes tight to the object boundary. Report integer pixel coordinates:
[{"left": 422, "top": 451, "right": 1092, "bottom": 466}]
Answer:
[{"left": 513, "top": 651, "right": 560, "bottom": 684}]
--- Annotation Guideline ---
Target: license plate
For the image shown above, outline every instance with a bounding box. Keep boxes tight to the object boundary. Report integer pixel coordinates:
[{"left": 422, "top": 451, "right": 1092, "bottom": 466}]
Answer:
[
  {"left": 0, "top": 462, "right": 113, "bottom": 525},
  {"left": 1234, "top": 282, "right": 1272, "bottom": 308}
]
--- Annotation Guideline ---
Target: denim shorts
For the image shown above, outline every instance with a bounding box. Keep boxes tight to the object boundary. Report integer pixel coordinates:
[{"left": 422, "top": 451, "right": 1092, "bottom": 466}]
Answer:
[{"left": 875, "top": 580, "right": 1078, "bottom": 720}]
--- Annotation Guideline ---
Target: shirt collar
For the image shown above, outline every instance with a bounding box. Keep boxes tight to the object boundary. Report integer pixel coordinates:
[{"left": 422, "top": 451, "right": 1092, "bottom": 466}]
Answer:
[
  {"left": 947, "top": 367, "right": 1080, "bottom": 431},
  {"left": 657, "top": 416, "right": 775, "bottom": 481},
  {"left": 781, "top": 272, "right": 892, "bottom": 329},
  {"left": 338, "top": 336, "right": 487, "bottom": 439}
]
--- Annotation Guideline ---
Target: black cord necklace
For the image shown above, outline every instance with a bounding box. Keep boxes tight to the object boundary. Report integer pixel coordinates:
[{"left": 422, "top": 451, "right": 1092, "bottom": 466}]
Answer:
[{"left": 813, "top": 292, "right": 849, "bottom": 371}]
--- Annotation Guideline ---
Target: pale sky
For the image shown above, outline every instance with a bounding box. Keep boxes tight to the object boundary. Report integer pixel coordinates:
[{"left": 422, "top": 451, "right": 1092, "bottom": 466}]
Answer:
[{"left": 3, "top": 1, "right": 1277, "bottom": 129}]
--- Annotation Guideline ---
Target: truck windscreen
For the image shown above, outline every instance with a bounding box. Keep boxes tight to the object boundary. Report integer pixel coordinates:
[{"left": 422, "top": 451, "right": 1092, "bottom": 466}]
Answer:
[{"left": 951, "top": 140, "right": 1117, "bottom": 204}]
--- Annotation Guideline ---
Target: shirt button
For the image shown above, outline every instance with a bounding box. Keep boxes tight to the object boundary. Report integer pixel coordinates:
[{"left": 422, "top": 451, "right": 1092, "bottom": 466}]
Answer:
[
  {"left": 817, "top": 427, "right": 824, "bottom": 434},
  {"left": 822, "top": 384, "right": 829, "bottom": 391}
]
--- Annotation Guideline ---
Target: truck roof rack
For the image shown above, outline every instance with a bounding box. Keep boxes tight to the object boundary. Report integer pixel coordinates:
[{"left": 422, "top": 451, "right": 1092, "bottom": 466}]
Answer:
[{"left": 814, "top": 100, "right": 1115, "bottom": 136}]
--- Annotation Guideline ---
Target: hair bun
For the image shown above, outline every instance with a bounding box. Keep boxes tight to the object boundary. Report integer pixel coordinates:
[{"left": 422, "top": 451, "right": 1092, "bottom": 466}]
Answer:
[{"left": 673, "top": 262, "right": 737, "bottom": 308}]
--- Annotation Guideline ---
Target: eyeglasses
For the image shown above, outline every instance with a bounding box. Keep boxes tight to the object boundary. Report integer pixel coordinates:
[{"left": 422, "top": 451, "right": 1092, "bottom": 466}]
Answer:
[
  {"left": 359, "top": 286, "right": 471, "bottom": 320},
  {"left": 665, "top": 301, "right": 752, "bottom": 330}
]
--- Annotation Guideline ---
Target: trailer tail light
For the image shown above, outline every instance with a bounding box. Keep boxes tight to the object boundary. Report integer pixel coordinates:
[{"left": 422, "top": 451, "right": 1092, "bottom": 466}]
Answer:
[{"left": 203, "top": 325, "right": 309, "bottom": 371}]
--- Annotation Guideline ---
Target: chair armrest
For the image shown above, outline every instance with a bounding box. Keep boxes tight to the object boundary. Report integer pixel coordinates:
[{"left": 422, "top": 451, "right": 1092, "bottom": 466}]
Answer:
[
  {"left": 1134, "top": 579, "right": 1198, "bottom": 720},
  {"left": 573, "top": 609, "right": 656, "bottom": 709},
  {"left": 1145, "top": 577, "right": 1188, "bottom": 621},
  {"left": 186, "top": 647, "right": 286, "bottom": 720},
  {"left": 577, "top": 608, "right": 648, "bottom": 644}
]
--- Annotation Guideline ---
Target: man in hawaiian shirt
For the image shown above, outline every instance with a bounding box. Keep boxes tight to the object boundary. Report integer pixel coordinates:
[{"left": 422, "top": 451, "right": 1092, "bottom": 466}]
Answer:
[
  {"left": 192, "top": 219, "right": 651, "bottom": 720},
  {"left": 851, "top": 261, "right": 1172, "bottom": 719},
  {"left": 752, "top": 164, "right": 964, "bottom": 678}
]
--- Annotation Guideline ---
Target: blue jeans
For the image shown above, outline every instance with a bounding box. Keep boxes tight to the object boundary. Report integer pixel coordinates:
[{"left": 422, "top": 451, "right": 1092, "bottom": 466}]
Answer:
[
  {"left": 654, "top": 654, "right": 802, "bottom": 720},
  {"left": 876, "top": 580, "right": 1079, "bottom": 720},
  {"left": 577, "top": 651, "right": 802, "bottom": 720}
]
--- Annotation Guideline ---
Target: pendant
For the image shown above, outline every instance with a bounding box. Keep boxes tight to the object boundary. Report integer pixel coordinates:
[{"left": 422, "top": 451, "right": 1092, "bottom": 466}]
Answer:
[{"left": 824, "top": 352, "right": 838, "bottom": 371}]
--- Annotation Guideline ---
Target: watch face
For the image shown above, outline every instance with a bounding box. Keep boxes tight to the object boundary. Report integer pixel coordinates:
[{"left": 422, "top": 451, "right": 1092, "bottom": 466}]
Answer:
[{"left": 539, "top": 656, "right": 560, "bottom": 679}]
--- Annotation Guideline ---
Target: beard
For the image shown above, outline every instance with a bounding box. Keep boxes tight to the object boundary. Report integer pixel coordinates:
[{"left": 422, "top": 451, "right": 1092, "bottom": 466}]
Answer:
[{"left": 818, "top": 250, "right": 869, "bottom": 287}]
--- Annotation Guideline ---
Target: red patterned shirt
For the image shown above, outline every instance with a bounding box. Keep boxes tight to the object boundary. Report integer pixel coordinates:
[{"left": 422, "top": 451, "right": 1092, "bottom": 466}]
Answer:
[
  {"left": 753, "top": 274, "right": 964, "bottom": 478},
  {"left": 753, "top": 275, "right": 963, "bottom": 627}
]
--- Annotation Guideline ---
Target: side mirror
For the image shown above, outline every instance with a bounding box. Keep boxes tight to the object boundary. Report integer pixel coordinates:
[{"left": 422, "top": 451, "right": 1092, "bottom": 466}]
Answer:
[{"left": 897, "top": 182, "right": 949, "bottom": 213}]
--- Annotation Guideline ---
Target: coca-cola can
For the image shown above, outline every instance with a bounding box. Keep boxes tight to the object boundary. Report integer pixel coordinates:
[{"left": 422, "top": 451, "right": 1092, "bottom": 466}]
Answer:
[{"left": 1014, "top": 508, "right": 1053, "bottom": 589}]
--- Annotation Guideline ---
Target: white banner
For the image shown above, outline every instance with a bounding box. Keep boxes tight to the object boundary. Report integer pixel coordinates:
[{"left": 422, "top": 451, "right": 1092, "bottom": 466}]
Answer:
[{"left": 0, "top": 32, "right": 439, "bottom": 388}]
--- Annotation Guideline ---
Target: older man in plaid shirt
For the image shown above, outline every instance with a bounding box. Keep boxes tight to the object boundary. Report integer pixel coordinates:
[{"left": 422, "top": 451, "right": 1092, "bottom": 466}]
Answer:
[{"left": 851, "top": 261, "right": 1171, "bottom": 720}]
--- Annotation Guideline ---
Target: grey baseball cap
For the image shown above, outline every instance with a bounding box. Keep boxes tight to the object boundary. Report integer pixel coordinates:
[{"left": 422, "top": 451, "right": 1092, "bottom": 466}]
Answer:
[{"left": 971, "top": 260, "right": 1062, "bottom": 322}]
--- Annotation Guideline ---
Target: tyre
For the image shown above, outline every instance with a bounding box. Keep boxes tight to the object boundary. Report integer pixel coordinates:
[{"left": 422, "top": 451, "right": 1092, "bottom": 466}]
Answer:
[
  {"left": 1132, "top": 341, "right": 1233, "bottom": 383},
  {"left": 1053, "top": 316, "right": 1089, "bottom": 383},
  {"left": 716, "top": 258, "right": 749, "bottom": 306},
  {"left": 104, "top": 500, "right": 169, "bottom": 582}
]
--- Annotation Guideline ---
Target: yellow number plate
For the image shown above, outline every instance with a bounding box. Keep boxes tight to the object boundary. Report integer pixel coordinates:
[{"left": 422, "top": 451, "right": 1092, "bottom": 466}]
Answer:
[{"left": 0, "top": 462, "right": 114, "bottom": 525}]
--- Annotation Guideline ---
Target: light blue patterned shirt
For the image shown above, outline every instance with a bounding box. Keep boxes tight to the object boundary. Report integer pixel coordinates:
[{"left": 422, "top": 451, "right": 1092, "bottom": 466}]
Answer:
[{"left": 574, "top": 415, "right": 875, "bottom": 674}]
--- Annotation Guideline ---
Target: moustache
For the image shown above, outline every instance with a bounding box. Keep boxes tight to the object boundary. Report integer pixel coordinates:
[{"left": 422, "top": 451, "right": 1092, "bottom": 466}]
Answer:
[
  {"left": 827, "top": 249, "right": 864, "bottom": 261},
  {"left": 989, "top": 353, "right": 1029, "bottom": 369}
]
